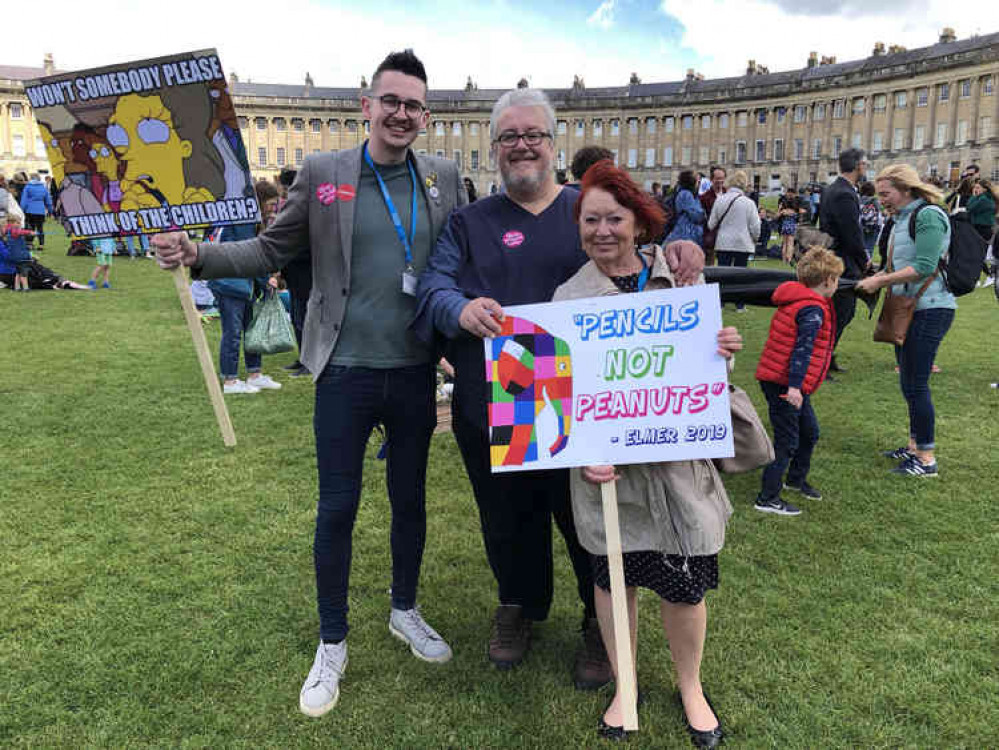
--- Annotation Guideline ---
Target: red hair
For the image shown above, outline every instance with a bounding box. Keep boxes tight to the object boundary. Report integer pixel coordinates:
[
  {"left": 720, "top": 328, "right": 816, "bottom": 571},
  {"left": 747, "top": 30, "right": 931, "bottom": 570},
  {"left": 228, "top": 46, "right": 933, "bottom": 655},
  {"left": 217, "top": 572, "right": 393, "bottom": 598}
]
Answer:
[{"left": 574, "top": 159, "right": 666, "bottom": 243}]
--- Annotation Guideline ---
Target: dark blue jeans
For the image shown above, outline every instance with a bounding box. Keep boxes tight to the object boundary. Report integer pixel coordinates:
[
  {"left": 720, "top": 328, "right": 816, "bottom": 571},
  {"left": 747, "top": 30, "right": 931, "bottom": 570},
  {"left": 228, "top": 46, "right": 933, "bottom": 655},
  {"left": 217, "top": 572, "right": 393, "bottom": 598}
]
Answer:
[
  {"left": 894, "top": 307, "right": 954, "bottom": 451},
  {"left": 758, "top": 380, "right": 820, "bottom": 500},
  {"left": 217, "top": 295, "right": 261, "bottom": 379},
  {"left": 716, "top": 252, "right": 748, "bottom": 310},
  {"left": 313, "top": 361, "right": 436, "bottom": 642}
]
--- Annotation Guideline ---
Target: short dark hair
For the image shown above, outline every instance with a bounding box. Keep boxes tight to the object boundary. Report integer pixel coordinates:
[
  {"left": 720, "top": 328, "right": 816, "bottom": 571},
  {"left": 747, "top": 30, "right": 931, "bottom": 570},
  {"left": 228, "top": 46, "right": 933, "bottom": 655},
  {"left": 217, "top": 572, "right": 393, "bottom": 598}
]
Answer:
[
  {"left": 678, "top": 170, "right": 697, "bottom": 193},
  {"left": 372, "top": 49, "right": 427, "bottom": 91},
  {"left": 279, "top": 168, "right": 297, "bottom": 187},
  {"left": 859, "top": 181, "right": 875, "bottom": 197},
  {"left": 839, "top": 148, "right": 866, "bottom": 173},
  {"left": 710, "top": 165, "right": 726, "bottom": 179},
  {"left": 571, "top": 146, "right": 614, "bottom": 180},
  {"left": 255, "top": 180, "right": 280, "bottom": 204}
]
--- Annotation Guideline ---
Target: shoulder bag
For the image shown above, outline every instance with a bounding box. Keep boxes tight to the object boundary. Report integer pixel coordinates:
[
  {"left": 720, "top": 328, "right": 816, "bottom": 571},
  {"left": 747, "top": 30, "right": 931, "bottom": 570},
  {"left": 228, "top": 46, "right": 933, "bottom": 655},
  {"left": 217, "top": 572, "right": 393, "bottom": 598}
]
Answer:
[{"left": 872, "top": 234, "right": 938, "bottom": 346}]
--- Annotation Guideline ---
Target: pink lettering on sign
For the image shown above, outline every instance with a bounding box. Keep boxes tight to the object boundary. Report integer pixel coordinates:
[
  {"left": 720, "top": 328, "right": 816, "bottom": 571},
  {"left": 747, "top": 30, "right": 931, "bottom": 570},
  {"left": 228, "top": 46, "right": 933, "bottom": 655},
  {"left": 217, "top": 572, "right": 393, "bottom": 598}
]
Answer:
[{"left": 502, "top": 230, "right": 525, "bottom": 248}]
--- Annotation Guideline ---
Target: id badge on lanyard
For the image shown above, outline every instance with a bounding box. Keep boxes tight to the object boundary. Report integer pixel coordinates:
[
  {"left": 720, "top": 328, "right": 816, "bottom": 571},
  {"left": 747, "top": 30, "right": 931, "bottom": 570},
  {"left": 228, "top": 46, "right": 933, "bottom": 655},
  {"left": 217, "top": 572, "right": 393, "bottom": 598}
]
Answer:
[{"left": 363, "top": 144, "right": 421, "bottom": 296}]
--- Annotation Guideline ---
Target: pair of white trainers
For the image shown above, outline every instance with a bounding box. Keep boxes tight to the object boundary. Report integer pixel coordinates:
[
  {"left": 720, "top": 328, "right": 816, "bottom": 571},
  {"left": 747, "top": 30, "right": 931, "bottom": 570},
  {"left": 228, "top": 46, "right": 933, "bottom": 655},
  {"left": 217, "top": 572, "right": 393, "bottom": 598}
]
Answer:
[
  {"left": 299, "top": 607, "right": 451, "bottom": 717},
  {"left": 223, "top": 375, "right": 282, "bottom": 395}
]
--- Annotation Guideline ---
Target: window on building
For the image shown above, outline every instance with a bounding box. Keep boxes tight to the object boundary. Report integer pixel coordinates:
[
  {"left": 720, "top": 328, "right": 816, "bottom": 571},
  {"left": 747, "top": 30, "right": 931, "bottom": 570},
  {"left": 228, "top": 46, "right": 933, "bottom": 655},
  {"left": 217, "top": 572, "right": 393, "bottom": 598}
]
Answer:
[
  {"left": 872, "top": 132, "right": 883, "bottom": 153},
  {"left": 258, "top": 147, "right": 267, "bottom": 165},
  {"left": 276, "top": 147, "right": 285, "bottom": 166},
  {"left": 773, "top": 139, "right": 784, "bottom": 161},
  {"left": 960, "top": 79, "right": 971, "bottom": 98},
  {"left": 433, "top": 149, "right": 443, "bottom": 158},
  {"left": 852, "top": 97, "right": 865, "bottom": 114},
  {"left": 346, "top": 120, "right": 357, "bottom": 132},
  {"left": 719, "top": 113, "right": 729, "bottom": 129},
  {"left": 735, "top": 141, "right": 747, "bottom": 164},
  {"left": 873, "top": 94, "right": 887, "bottom": 113},
  {"left": 628, "top": 119, "right": 637, "bottom": 134},
  {"left": 935, "top": 123, "right": 947, "bottom": 147},
  {"left": 956, "top": 120, "right": 968, "bottom": 145},
  {"left": 737, "top": 111, "right": 748, "bottom": 127},
  {"left": 274, "top": 118, "right": 287, "bottom": 131},
  {"left": 939, "top": 83, "right": 949, "bottom": 102},
  {"left": 12, "top": 134, "right": 25, "bottom": 156},
  {"left": 470, "top": 122, "right": 479, "bottom": 136},
  {"left": 645, "top": 147, "right": 655, "bottom": 167},
  {"left": 699, "top": 146, "right": 709, "bottom": 163},
  {"left": 329, "top": 119, "right": 339, "bottom": 132},
  {"left": 364, "top": 122, "right": 370, "bottom": 135},
  {"left": 755, "top": 139, "right": 765, "bottom": 162},
  {"left": 757, "top": 109, "right": 767, "bottom": 125},
  {"left": 452, "top": 122, "right": 462, "bottom": 136},
  {"left": 453, "top": 150, "right": 462, "bottom": 169},
  {"left": 292, "top": 118, "right": 304, "bottom": 131},
  {"left": 593, "top": 120, "right": 603, "bottom": 136},
  {"left": 418, "top": 149, "right": 428, "bottom": 156},
  {"left": 313, "top": 149, "right": 321, "bottom": 154},
  {"left": 983, "top": 76, "right": 994, "bottom": 96},
  {"left": 238, "top": 116, "right": 248, "bottom": 129},
  {"left": 35, "top": 136, "right": 45, "bottom": 155},
  {"left": 814, "top": 103, "right": 825, "bottom": 121},
  {"left": 627, "top": 148, "right": 637, "bottom": 168},
  {"left": 833, "top": 100, "right": 845, "bottom": 118},
  {"left": 611, "top": 119, "right": 620, "bottom": 136},
  {"left": 893, "top": 128, "right": 905, "bottom": 150},
  {"left": 663, "top": 146, "right": 673, "bottom": 166},
  {"left": 776, "top": 107, "right": 786, "bottom": 124},
  {"left": 979, "top": 117, "right": 992, "bottom": 141},
  {"left": 557, "top": 149, "right": 566, "bottom": 170},
  {"left": 646, "top": 117, "right": 656, "bottom": 134},
  {"left": 435, "top": 122, "right": 445, "bottom": 136},
  {"left": 812, "top": 138, "right": 822, "bottom": 158},
  {"left": 665, "top": 116, "right": 674, "bottom": 132},
  {"left": 794, "top": 105, "right": 806, "bottom": 123},
  {"left": 310, "top": 119, "right": 322, "bottom": 133},
  {"left": 577, "top": 120, "right": 586, "bottom": 136},
  {"left": 917, "top": 88, "right": 928, "bottom": 106},
  {"left": 611, "top": 148, "right": 619, "bottom": 165},
  {"left": 914, "top": 125, "right": 925, "bottom": 150},
  {"left": 295, "top": 148, "right": 303, "bottom": 165},
  {"left": 895, "top": 91, "right": 907, "bottom": 108},
  {"left": 992, "top": 158, "right": 999, "bottom": 181},
  {"left": 702, "top": 115, "right": 711, "bottom": 129},
  {"left": 851, "top": 133, "right": 862, "bottom": 149},
  {"left": 682, "top": 115, "right": 693, "bottom": 130},
  {"left": 558, "top": 120, "right": 568, "bottom": 135},
  {"left": 793, "top": 139, "right": 803, "bottom": 160},
  {"left": 681, "top": 146, "right": 692, "bottom": 164},
  {"left": 255, "top": 117, "right": 267, "bottom": 130},
  {"left": 718, "top": 148, "right": 726, "bottom": 164},
  {"left": 833, "top": 136, "right": 843, "bottom": 154},
  {"left": 10, "top": 103, "right": 23, "bottom": 119},
  {"left": 470, "top": 150, "right": 479, "bottom": 170}
]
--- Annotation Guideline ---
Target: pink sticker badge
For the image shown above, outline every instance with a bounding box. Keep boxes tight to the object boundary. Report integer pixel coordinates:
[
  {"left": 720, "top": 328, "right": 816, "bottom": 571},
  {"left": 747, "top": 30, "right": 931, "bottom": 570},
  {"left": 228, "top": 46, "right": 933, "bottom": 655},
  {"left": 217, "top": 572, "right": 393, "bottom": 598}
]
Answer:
[
  {"left": 337, "top": 184, "right": 356, "bottom": 202},
  {"left": 316, "top": 183, "right": 338, "bottom": 205},
  {"left": 502, "top": 230, "right": 525, "bottom": 248}
]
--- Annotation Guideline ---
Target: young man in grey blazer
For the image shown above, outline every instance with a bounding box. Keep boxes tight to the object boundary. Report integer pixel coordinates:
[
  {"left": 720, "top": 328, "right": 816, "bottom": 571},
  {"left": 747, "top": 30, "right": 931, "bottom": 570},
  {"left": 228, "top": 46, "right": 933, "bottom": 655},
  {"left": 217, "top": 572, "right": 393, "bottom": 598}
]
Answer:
[{"left": 153, "top": 50, "right": 466, "bottom": 716}]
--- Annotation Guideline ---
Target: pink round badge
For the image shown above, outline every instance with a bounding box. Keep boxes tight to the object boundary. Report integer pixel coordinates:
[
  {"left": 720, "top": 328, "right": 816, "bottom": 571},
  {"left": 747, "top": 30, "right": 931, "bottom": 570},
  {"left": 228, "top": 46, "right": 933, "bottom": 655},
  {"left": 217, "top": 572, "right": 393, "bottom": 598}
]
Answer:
[
  {"left": 337, "top": 184, "right": 356, "bottom": 202},
  {"left": 316, "top": 183, "right": 338, "bottom": 205},
  {"left": 502, "top": 230, "right": 525, "bottom": 248}
]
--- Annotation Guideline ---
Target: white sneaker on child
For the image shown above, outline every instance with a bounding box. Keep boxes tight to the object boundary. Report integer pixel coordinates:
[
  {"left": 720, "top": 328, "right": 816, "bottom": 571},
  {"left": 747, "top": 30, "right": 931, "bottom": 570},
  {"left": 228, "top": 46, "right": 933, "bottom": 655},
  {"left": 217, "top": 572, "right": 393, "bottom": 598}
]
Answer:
[
  {"left": 248, "top": 374, "right": 282, "bottom": 390},
  {"left": 223, "top": 379, "right": 260, "bottom": 395}
]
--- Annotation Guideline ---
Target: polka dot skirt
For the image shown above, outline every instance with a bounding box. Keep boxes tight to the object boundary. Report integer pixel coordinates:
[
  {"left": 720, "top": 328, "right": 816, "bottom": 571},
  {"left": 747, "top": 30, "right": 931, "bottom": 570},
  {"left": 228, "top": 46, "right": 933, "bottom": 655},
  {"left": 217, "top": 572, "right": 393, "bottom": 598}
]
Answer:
[{"left": 591, "top": 551, "right": 718, "bottom": 604}]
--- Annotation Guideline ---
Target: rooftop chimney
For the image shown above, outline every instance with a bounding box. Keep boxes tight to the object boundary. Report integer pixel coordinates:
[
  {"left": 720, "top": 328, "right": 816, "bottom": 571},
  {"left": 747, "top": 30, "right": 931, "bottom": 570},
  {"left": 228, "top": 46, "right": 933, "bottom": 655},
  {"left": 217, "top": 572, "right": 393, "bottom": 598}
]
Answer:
[
  {"left": 686, "top": 68, "right": 696, "bottom": 80},
  {"left": 517, "top": 77, "right": 529, "bottom": 89},
  {"left": 939, "top": 27, "right": 956, "bottom": 43},
  {"left": 43, "top": 53, "right": 54, "bottom": 76},
  {"left": 888, "top": 44, "right": 907, "bottom": 54},
  {"left": 629, "top": 72, "right": 641, "bottom": 85},
  {"left": 746, "top": 59, "right": 756, "bottom": 75},
  {"left": 807, "top": 51, "right": 818, "bottom": 68},
  {"left": 872, "top": 42, "right": 885, "bottom": 56},
  {"left": 229, "top": 70, "right": 239, "bottom": 84}
]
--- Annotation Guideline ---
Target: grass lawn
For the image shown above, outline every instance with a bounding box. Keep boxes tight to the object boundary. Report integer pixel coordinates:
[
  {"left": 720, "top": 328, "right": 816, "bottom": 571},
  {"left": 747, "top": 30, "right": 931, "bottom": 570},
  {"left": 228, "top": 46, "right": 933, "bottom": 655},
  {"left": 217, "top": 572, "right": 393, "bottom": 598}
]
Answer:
[{"left": 2, "top": 224, "right": 997, "bottom": 748}]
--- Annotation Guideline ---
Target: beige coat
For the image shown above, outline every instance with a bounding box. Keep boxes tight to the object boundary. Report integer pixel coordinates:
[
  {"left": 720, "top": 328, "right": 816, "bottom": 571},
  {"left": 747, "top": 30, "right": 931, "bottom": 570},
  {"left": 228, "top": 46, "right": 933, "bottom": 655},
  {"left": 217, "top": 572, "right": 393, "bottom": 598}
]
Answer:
[{"left": 552, "top": 244, "right": 733, "bottom": 557}]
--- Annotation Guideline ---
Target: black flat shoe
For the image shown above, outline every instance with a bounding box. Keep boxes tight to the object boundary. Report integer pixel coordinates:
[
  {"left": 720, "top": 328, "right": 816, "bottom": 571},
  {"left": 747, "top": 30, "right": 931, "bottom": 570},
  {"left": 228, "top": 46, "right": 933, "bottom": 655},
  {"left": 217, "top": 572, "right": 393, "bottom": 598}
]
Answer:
[
  {"left": 681, "top": 691, "right": 724, "bottom": 748},
  {"left": 596, "top": 691, "right": 644, "bottom": 742}
]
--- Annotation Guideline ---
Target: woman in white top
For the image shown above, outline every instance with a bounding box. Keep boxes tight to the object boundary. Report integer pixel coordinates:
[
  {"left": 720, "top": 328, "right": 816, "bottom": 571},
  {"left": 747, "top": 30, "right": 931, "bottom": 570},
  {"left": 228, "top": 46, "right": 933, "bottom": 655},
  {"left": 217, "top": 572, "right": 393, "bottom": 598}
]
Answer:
[{"left": 707, "top": 170, "right": 761, "bottom": 311}]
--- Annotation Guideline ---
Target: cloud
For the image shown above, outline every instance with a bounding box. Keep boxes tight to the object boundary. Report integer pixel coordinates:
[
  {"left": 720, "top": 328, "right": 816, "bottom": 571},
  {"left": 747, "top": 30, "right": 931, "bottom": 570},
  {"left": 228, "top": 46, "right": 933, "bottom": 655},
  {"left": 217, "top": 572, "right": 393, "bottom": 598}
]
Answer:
[{"left": 587, "top": 0, "right": 617, "bottom": 29}]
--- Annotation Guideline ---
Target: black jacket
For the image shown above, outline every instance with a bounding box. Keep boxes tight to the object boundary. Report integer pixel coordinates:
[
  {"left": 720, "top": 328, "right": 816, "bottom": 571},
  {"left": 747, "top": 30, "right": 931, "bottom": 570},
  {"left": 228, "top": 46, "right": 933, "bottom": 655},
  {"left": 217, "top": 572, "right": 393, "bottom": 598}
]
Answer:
[{"left": 820, "top": 176, "right": 868, "bottom": 279}]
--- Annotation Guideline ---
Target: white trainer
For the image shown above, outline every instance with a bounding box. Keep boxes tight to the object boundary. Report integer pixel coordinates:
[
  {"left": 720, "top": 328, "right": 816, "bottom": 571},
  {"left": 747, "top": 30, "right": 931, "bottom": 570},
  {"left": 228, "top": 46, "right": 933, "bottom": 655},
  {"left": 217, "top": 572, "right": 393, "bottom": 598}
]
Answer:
[
  {"left": 247, "top": 374, "right": 282, "bottom": 390},
  {"left": 389, "top": 607, "right": 453, "bottom": 663},
  {"left": 299, "top": 641, "right": 348, "bottom": 717},
  {"left": 223, "top": 379, "right": 259, "bottom": 395}
]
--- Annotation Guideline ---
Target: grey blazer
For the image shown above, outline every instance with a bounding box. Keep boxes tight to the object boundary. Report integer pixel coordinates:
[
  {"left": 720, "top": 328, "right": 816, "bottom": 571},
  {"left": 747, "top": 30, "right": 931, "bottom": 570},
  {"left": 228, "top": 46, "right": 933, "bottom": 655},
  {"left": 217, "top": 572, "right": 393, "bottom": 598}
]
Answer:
[{"left": 194, "top": 145, "right": 466, "bottom": 379}]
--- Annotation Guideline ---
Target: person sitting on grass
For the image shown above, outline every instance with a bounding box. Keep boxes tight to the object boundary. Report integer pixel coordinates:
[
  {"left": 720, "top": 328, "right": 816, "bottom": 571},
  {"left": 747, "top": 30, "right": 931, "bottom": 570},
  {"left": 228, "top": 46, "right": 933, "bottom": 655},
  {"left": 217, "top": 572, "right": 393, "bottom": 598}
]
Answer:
[
  {"left": 88, "top": 236, "right": 115, "bottom": 290},
  {"left": 754, "top": 247, "right": 843, "bottom": 516},
  {"left": 3, "top": 215, "right": 35, "bottom": 292}
]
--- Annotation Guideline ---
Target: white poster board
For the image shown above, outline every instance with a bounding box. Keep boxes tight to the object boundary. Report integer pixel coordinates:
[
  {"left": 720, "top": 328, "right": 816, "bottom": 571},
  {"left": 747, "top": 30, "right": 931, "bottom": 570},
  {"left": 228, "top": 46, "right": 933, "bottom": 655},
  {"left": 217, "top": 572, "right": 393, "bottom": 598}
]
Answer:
[{"left": 485, "top": 284, "right": 733, "bottom": 473}]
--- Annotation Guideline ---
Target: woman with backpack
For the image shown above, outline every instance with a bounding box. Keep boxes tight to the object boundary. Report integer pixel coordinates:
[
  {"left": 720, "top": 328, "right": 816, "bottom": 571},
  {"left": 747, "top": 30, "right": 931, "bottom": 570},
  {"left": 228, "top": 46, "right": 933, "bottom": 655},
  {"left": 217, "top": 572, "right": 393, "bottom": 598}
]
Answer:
[
  {"left": 663, "top": 170, "right": 705, "bottom": 246},
  {"left": 708, "top": 170, "right": 760, "bottom": 312},
  {"left": 855, "top": 165, "right": 955, "bottom": 478}
]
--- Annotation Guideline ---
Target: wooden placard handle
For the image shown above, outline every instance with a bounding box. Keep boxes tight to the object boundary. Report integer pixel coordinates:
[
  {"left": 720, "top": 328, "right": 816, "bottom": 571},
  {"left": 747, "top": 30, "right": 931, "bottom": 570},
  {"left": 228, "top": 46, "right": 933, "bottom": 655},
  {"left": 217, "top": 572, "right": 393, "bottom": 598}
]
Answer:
[{"left": 171, "top": 265, "right": 237, "bottom": 447}]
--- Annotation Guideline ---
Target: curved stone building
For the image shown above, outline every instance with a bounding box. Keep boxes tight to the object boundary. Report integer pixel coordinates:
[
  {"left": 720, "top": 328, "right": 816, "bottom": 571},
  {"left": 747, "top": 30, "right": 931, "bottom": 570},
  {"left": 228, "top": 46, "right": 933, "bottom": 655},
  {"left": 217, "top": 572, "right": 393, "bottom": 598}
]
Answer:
[{"left": 3, "top": 29, "right": 998, "bottom": 193}]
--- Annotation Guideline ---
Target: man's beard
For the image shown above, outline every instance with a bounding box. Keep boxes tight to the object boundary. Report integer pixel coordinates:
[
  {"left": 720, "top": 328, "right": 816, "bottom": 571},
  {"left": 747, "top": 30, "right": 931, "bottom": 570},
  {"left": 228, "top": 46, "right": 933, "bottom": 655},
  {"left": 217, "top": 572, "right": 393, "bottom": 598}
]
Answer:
[{"left": 501, "top": 157, "right": 550, "bottom": 197}]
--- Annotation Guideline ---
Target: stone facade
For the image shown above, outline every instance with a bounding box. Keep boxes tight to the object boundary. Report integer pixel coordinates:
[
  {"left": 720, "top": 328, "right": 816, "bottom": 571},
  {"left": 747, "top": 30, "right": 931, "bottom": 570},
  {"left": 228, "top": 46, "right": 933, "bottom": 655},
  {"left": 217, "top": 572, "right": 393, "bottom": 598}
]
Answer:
[{"left": 3, "top": 32, "right": 999, "bottom": 193}]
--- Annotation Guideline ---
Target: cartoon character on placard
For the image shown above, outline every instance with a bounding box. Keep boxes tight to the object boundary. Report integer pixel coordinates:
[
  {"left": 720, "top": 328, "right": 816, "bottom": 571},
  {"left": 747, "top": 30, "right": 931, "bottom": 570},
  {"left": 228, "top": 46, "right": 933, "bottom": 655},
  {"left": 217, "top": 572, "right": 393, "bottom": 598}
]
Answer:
[
  {"left": 89, "top": 141, "right": 122, "bottom": 211},
  {"left": 206, "top": 79, "right": 251, "bottom": 200},
  {"left": 106, "top": 92, "right": 220, "bottom": 210},
  {"left": 38, "top": 122, "right": 103, "bottom": 216},
  {"left": 487, "top": 316, "right": 573, "bottom": 467}
]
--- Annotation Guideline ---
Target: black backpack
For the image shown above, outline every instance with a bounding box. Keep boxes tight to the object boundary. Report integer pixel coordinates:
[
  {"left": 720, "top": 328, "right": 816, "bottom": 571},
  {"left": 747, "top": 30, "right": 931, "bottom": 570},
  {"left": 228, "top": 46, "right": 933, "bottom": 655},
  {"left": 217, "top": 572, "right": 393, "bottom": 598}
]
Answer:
[
  {"left": 908, "top": 204, "right": 988, "bottom": 297},
  {"left": 660, "top": 190, "right": 679, "bottom": 240}
]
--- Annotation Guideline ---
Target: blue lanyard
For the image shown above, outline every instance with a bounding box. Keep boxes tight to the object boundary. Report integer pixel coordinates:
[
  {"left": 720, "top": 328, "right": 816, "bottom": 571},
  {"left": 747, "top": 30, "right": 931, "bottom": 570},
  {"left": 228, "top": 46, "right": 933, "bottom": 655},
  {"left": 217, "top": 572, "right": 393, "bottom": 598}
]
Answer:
[
  {"left": 636, "top": 256, "right": 649, "bottom": 291},
  {"left": 362, "top": 142, "right": 419, "bottom": 266}
]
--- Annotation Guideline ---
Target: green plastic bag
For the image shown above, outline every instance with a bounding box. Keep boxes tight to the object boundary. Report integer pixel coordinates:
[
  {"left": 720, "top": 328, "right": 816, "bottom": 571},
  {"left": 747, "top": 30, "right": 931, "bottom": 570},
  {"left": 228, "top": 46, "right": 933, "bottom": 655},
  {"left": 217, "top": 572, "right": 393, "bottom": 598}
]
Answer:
[{"left": 244, "top": 290, "right": 296, "bottom": 355}]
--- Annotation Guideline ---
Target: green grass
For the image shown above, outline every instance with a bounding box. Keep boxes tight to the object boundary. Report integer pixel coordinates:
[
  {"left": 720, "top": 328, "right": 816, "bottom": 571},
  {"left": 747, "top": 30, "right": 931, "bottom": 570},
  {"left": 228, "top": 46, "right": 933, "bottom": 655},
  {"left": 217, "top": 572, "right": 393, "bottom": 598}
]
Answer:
[{"left": 2, "top": 224, "right": 997, "bottom": 748}]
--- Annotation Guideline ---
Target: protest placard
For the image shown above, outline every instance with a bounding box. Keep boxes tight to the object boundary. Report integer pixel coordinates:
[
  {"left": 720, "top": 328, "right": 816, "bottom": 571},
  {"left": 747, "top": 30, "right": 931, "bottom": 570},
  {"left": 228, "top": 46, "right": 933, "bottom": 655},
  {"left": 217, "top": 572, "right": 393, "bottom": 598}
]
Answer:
[
  {"left": 484, "top": 284, "right": 733, "bottom": 473},
  {"left": 24, "top": 49, "right": 258, "bottom": 239}
]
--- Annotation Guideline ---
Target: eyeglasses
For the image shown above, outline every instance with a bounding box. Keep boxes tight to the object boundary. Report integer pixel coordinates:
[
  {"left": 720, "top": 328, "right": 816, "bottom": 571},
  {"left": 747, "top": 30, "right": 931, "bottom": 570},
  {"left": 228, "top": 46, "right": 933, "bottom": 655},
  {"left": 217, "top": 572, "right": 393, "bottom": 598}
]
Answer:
[
  {"left": 494, "top": 130, "right": 552, "bottom": 148},
  {"left": 375, "top": 95, "right": 426, "bottom": 118}
]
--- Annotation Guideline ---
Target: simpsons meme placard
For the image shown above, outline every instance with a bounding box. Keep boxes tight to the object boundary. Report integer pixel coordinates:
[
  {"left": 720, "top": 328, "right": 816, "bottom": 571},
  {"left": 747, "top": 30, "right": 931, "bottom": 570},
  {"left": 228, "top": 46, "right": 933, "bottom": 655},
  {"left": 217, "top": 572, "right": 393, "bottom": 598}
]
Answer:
[{"left": 24, "top": 50, "right": 259, "bottom": 238}]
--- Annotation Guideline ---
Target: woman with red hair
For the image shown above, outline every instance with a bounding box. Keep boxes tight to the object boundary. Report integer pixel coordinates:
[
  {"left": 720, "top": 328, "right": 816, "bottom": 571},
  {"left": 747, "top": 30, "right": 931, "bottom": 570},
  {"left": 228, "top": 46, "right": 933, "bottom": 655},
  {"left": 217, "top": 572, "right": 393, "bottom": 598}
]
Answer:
[{"left": 554, "top": 160, "right": 741, "bottom": 747}]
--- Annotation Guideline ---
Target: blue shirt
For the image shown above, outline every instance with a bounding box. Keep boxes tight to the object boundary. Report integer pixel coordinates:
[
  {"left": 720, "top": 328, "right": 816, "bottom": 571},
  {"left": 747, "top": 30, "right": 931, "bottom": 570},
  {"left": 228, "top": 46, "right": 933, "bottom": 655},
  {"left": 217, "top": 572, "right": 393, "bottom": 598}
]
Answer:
[{"left": 665, "top": 188, "right": 704, "bottom": 245}]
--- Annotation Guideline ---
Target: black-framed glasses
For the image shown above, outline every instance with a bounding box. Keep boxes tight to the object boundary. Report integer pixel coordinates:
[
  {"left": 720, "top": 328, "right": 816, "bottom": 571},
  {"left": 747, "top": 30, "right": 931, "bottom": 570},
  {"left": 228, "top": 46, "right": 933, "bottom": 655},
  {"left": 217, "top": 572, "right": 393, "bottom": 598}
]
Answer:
[
  {"left": 494, "top": 130, "right": 552, "bottom": 148},
  {"left": 375, "top": 95, "right": 426, "bottom": 118}
]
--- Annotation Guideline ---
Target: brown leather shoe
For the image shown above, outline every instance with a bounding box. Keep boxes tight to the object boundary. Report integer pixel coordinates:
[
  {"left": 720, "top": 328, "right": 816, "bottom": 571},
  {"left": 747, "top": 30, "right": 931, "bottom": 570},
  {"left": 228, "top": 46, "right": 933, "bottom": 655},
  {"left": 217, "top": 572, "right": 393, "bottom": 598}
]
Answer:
[
  {"left": 574, "top": 617, "right": 613, "bottom": 690},
  {"left": 488, "top": 605, "right": 532, "bottom": 669}
]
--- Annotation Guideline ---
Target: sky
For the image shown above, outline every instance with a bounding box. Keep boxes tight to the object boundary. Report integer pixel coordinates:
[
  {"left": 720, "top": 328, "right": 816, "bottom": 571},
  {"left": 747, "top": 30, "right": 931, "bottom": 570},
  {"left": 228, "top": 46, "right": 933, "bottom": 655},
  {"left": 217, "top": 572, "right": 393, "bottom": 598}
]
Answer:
[{"left": 9, "top": 0, "right": 999, "bottom": 90}]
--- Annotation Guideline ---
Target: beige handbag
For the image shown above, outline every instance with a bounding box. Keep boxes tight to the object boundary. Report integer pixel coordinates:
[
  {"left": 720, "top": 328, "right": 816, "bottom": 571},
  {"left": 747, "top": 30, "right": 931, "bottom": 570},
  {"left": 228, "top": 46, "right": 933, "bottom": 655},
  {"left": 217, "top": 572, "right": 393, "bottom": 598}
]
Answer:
[
  {"left": 714, "top": 385, "right": 775, "bottom": 474},
  {"left": 872, "top": 236, "right": 937, "bottom": 346}
]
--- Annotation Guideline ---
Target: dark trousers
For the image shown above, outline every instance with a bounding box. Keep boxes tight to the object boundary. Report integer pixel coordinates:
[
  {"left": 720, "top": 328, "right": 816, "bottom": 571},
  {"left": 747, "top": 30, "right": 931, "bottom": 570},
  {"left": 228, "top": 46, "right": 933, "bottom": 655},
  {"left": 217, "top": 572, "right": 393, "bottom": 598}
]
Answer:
[
  {"left": 716, "top": 252, "right": 748, "bottom": 310},
  {"left": 313, "top": 361, "right": 437, "bottom": 641},
  {"left": 289, "top": 291, "right": 308, "bottom": 352},
  {"left": 831, "top": 287, "right": 856, "bottom": 349},
  {"left": 217, "top": 295, "right": 260, "bottom": 379},
  {"left": 452, "top": 410, "right": 596, "bottom": 622},
  {"left": 25, "top": 213, "right": 45, "bottom": 246},
  {"left": 758, "top": 380, "right": 820, "bottom": 500},
  {"left": 894, "top": 308, "right": 954, "bottom": 451}
]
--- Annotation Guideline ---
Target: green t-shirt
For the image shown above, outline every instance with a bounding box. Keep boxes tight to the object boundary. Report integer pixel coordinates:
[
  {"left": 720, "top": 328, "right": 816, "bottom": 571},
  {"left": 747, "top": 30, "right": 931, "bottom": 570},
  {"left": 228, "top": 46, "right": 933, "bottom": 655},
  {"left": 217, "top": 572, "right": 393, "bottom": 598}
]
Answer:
[{"left": 330, "top": 160, "right": 433, "bottom": 367}]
